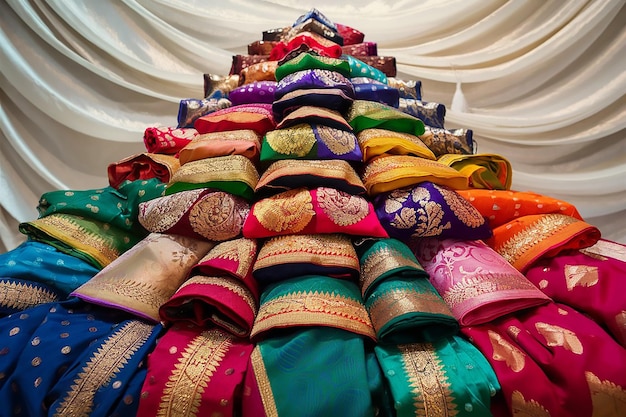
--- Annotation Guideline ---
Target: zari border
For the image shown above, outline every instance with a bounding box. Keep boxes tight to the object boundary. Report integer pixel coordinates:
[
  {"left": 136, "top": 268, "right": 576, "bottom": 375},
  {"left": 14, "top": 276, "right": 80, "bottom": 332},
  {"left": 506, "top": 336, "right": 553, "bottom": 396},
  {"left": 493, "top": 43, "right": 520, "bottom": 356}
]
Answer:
[
  {"left": 251, "top": 346, "right": 279, "bottom": 417},
  {"left": 398, "top": 343, "right": 458, "bottom": 416},
  {"left": 53, "top": 320, "right": 154, "bottom": 417},
  {"left": 0, "top": 279, "right": 59, "bottom": 311},
  {"left": 157, "top": 328, "right": 232, "bottom": 417}
]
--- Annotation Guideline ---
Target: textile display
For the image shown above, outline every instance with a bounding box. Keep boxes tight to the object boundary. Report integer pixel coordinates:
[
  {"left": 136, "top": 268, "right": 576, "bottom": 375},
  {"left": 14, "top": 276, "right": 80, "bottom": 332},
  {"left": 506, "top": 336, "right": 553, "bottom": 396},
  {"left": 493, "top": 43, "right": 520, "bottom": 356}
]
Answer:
[{"left": 0, "top": 6, "right": 625, "bottom": 417}]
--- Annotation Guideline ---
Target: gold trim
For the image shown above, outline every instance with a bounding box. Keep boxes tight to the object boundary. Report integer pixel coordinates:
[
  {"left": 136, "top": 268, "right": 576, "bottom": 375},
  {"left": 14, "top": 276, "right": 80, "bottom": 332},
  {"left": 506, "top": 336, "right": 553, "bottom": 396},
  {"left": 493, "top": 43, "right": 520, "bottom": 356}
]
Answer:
[
  {"left": 398, "top": 343, "right": 459, "bottom": 416},
  {"left": 0, "top": 280, "right": 59, "bottom": 311},
  {"left": 157, "top": 329, "right": 232, "bottom": 417},
  {"left": 360, "top": 246, "right": 422, "bottom": 295},
  {"left": 495, "top": 214, "right": 582, "bottom": 270},
  {"left": 53, "top": 320, "right": 153, "bottom": 417},
  {"left": 585, "top": 371, "right": 626, "bottom": 417},
  {"left": 251, "top": 346, "right": 278, "bottom": 417},
  {"left": 510, "top": 390, "right": 551, "bottom": 417},
  {"left": 168, "top": 155, "right": 259, "bottom": 187},
  {"left": 564, "top": 264, "right": 599, "bottom": 291},
  {"left": 367, "top": 288, "right": 452, "bottom": 333},
  {"left": 179, "top": 275, "right": 258, "bottom": 312},
  {"left": 535, "top": 322, "right": 583, "bottom": 355},
  {"left": 488, "top": 329, "right": 526, "bottom": 372},
  {"left": 252, "top": 290, "right": 375, "bottom": 340},
  {"left": 442, "top": 273, "right": 538, "bottom": 309}
]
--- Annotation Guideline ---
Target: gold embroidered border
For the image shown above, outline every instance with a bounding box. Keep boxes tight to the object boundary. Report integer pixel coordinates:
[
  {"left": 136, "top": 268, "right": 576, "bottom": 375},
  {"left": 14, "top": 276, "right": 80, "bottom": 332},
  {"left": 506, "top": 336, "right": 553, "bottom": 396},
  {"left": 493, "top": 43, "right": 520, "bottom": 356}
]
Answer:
[
  {"left": 442, "top": 273, "right": 538, "bottom": 309},
  {"left": 495, "top": 214, "right": 580, "bottom": 269},
  {"left": 198, "top": 238, "right": 257, "bottom": 278},
  {"left": 258, "top": 159, "right": 363, "bottom": 191},
  {"left": 157, "top": 329, "right": 232, "bottom": 417},
  {"left": 251, "top": 347, "right": 279, "bottom": 417},
  {"left": 180, "top": 275, "right": 258, "bottom": 312},
  {"left": 0, "top": 280, "right": 59, "bottom": 311},
  {"left": 367, "top": 288, "right": 452, "bottom": 333},
  {"left": 252, "top": 291, "right": 375, "bottom": 340},
  {"left": 170, "top": 155, "right": 259, "bottom": 187},
  {"left": 53, "top": 320, "right": 153, "bottom": 417},
  {"left": 360, "top": 246, "right": 421, "bottom": 295},
  {"left": 397, "top": 343, "right": 458, "bottom": 416},
  {"left": 585, "top": 371, "right": 626, "bottom": 415}
]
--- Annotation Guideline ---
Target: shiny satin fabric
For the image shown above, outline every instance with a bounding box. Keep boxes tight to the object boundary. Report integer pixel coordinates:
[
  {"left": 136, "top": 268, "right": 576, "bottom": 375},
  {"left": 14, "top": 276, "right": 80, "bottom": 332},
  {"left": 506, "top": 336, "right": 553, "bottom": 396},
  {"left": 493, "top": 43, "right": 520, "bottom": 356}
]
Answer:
[
  {"left": 138, "top": 188, "right": 250, "bottom": 242},
  {"left": 419, "top": 127, "right": 475, "bottom": 157},
  {"left": 347, "top": 100, "right": 425, "bottom": 137},
  {"left": 375, "top": 335, "right": 500, "bottom": 417},
  {"left": 456, "top": 188, "right": 583, "bottom": 229},
  {"left": 463, "top": 302, "right": 626, "bottom": 417},
  {"left": 414, "top": 238, "right": 551, "bottom": 326},
  {"left": 243, "top": 187, "right": 388, "bottom": 239},
  {"left": 269, "top": 31, "right": 343, "bottom": 61},
  {"left": 438, "top": 153, "right": 513, "bottom": 190},
  {"left": 228, "top": 81, "right": 278, "bottom": 105},
  {"left": 398, "top": 98, "right": 445, "bottom": 129},
  {"left": 272, "top": 87, "right": 354, "bottom": 121},
  {"left": 274, "top": 68, "right": 355, "bottom": 101},
  {"left": 344, "top": 55, "right": 388, "bottom": 83},
  {"left": 163, "top": 155, "right": 260, "bottom": 200},
  {"left": 177, "top": 97, "right": 233, "bottom": 128},
  {"left": 71, "top": 232, "right": 213, "bottom": 322},
  {"left": 250, "top": 327, "right": 377, "bottom": 417},
  {"left": 373, "top": 182, "right": 492, "bottom": 242},
  {"left": 356, "top": 128, "right": 436, "bottom": 162},
  {"left": 194, "top": 103, "right": 277, "bottom": 137},
  {"left": 361, "top": 154, "right": 470, "bottom": 197},
  {"left": 525, "top": 239, "right": 626, "bottom": 347},
  {"left": 252, "top": 233, "right": 360, "bottom": 284},
  {"left": 107, "top": 152, "right": 179, "bottom": 189},
  {"left": 143, "top": 126, "right": 198, "bottom": 154},
  {"left": 0, "top": 240, "right": 98, "bottom": 296},
  {"left": 0, "top": 277, "right": 60, "bottom": 317},
  {"left": 137, "top": 324, "right": 254, "bottom": 417},
  {"left": 274, "top": 52, "right": 350, "bottom": 82},
  {"left": 0, "top": 297, "right": 160, "bottom": 417},
  {"left": 274, "top": 105, "right": 353, "bottom": 131},
  {"left": 261, "top": 123, "right": 362, "bottom": 162},
  {"left": 250, "top": 275, "right": 375, "bottom": 342},
  {"left": 487, "top": 213, "right": 601, "bottom": 273},
  {"left": 177, "top": 129, "right": 262, "bottom": 164},
  {"left": 255, "top": 159, "right": 366, "bottom": 197},
  {"left": 353, "top": 82, "right": 400, "bottom": 107}
]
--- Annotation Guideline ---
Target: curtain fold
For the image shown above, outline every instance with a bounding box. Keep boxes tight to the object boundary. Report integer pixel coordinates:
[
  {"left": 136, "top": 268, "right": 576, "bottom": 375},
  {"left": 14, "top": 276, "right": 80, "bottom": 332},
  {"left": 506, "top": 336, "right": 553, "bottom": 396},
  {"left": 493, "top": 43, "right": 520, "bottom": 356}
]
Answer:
[{"left": 1, "top": 0, "right": 624, "bottom": 253}]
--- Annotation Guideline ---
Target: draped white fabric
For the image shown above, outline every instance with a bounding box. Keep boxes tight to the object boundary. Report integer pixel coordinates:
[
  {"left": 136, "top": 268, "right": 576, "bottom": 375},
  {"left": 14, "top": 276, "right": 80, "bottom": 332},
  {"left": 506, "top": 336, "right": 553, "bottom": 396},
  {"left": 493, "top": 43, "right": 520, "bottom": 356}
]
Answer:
[{"left": 1, "top": 0, "right": 625, "bottom": 253}]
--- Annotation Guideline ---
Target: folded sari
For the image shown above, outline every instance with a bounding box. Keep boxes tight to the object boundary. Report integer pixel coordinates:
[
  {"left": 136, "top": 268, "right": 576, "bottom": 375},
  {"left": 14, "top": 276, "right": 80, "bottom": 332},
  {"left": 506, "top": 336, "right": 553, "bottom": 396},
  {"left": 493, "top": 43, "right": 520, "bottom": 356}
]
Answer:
[
  {"left": 19, "top": 213, "right": 141, "bottom": 269},
  {"left": 438, "top": 153, "right": 513, "bottom": 190},
  {"left": 243, "top": 187, "right": 388, "bottom": 239},
  {"left": 275, "top": 106, "right": 353, "bottom": 131},
  {"left": 373, "top": 183, "right": 492, "bottom": 242},
  {"left": 177, "top": 97, "right": 232, "bottom": 128},
  {"left": 261, "top": 123, "right": 362, "bottom": 162},
  {"left": 0, "top": 297, "right": 160, "bottom": 417},
  {"left": 255, "top": 159, "right": 366, "bottom": 197},
  {"left": 230, "top": 54, "right": 270, "bottom": 76},
  {"left": 353, "top": 82, "right": 400, "bottom": 107},
  {"left": 251, "top": 275, "right": 375, "bottom": 341},
  {"left": 143, "top": 126, "right": 198, "bottom": 154},
  {"left": 335, "top": 22, "right": 365, "bottom": 45},
  {"left": 525, "top": 239, "right": 626, "bottom": 347},
  {"left": 274, "top": 52, "right": 350, "bottom": 81},
  {"left": 239, "top": 60, "right": 279, "bottom": 84},
  {"left": 356, "top": 128, "right": 436, "bottom": 162},
  {"left": 398, "top": 98, "right": 446, "bottom": 129},
  {"left": 248, "top": 40, "right": 279, "bottom": 55},
  {"left": 341, "top": 41, "right": 377, "bottom": 56},
  {"left": 487, "top": 213, "right": 601, "bottom": 273},
  {"left": 250, "top": 327, "right": 376, "bottom": 417},
  {"left": 365, "top": 277, "right": 458, "bottom": 343},
  {"left": 362, "top": 154, "right": 470, "bottom": 197},
  {"left": 36, "top": 178, "right": 166, "bottom": 235},
  {"left": 387, "top": 77, "right": 422, "bottom": 100},
  {"left": 292, "top": 8, "right": 337, "bottom": 31},
  {"left": 137, "top": 324, "right": 253, "bottom": 417},
  {"left": 285, "top": 17, "right": 343, "bottom": 45},
  {"left": 347, "top": 100, "right": 425, "bottom": 137},
  {"left": 272, "top": 87, "right": 354, "bottom": 120},
  {"left": 419, "top": 127, "right": 475, "bottom": 157},
  {"left": 253, "top": 234, "right": 360, "bottom": 284},
  {"left": 344, "top": 55, "right": 388, "bottom": 83},
  {"left": 414, "top": 238, "right": 551, "bottom": 325},
  {"left": 164, "top": 155, "right": 260, "bottom": 200},
  {"left": 463, "top": 302, "right": 626, "bottom": 417},
  {"left": 194, "top": 103, "right": 276, "bottom": 137},
  {"left": 274, "top": 68, "right": 355, "bottom": 101},
  {"left": 263, "top": 26, "right": 290, "bottom": 41},
  {"left": 0, "top": 240, "right": 99, "bottom": 296},
  {"left": 375, "top": 335, "right": 500, "bottom": 417},
  {"left": 107, "top": 152, "right": 179, "bottom": 188},
  {"left": 159, "top": 238, "right": 259, "bottom": 337},
  {"left": 177, "top": 130, "right": 262, "bottom": 164},
  {"left": 72, "top": 233, "right": 212, "bottom": 322},
  {"left": 203, "top": 73, "right": 240, "bottom": 99},
  {"left": 457, "top": 189, "right": 583, "bottom": 228},
  {"left": 269, "top": 32, "right": 343, "bottom": 61},
  {"left": 139, "top": 188, "right": 250, "bottom": 242},
  {"left": 228, "top": 80, "right": 278, "bottom": 105},
  {"left": 359, "top": 56, "right": 397, "bottom": 77}
]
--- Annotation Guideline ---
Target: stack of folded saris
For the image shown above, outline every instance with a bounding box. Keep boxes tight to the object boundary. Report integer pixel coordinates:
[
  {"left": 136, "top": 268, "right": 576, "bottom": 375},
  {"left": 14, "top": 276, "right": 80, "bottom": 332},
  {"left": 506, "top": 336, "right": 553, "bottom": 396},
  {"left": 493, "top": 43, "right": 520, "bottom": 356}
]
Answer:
[{"left": 0, "top": 8, "right": 624, "bottom": 417}]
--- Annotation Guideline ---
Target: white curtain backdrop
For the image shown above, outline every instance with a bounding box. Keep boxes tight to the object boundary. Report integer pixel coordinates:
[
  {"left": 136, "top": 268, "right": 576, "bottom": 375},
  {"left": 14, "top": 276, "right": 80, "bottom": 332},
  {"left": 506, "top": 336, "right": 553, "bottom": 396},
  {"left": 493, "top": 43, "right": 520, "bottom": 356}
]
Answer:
[{"left": 1, "top": 0, "right": 625, "bottom": 253}]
